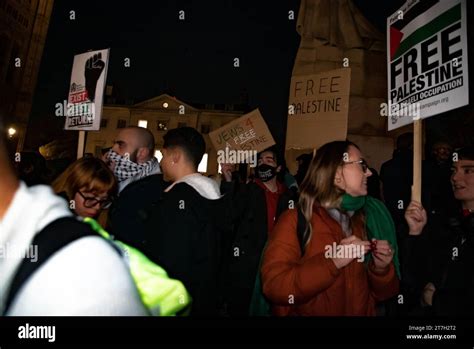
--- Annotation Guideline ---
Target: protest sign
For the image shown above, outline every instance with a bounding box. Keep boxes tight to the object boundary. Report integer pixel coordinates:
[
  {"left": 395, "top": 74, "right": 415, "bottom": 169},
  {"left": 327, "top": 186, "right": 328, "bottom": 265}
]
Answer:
[
  {"left": 210, "top": 108, "right": 275, "bottom": 154},
  {"left": 286, "top": 68, "right": 351, "bottom": 150},
  {"left": 64, "top": 49, "right": 110, "bottom": 131},
  {"left": 387, "top": 0, "right": 469, "bottom": 130}
]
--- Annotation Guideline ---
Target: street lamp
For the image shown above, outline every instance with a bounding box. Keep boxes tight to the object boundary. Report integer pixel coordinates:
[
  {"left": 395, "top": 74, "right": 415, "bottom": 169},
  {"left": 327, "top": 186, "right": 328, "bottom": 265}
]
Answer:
[{"left": 7, "top": 127, "right": 16, "bottom": 138}]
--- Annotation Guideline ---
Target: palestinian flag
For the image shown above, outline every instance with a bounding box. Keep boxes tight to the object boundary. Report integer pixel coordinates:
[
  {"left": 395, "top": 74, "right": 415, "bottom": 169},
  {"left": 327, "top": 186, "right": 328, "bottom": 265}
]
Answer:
[
  {"left": 389, "top": 0, "right": 462, "bottom": 61},
  {"left": 386, "top": 0, "right": 469, "bottom": 131}
]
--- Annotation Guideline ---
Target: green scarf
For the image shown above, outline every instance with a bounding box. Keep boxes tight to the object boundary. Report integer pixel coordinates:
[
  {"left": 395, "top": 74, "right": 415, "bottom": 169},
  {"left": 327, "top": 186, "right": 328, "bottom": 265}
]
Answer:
[{"left": 341, "top": 194, "right": 400, "bottom": 278}]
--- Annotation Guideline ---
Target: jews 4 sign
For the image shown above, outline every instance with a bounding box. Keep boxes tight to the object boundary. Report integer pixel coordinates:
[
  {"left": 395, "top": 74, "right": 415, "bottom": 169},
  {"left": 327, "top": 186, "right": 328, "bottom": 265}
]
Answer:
[
  {"left": 64, "top": 49, "right": 110, "bottom": 131},
  {"left": 387, "top": 0, "right": 469, "bottom": 130},
  {"left": 209, "top": 109, "right": 275, "bottom": 154}
]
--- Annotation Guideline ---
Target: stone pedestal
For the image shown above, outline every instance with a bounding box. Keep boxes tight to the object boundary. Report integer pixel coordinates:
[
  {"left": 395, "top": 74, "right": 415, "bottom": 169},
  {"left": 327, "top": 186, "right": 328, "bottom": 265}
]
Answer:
[{"left": 286, "top": 0, "right": 411, "bottom": 174}]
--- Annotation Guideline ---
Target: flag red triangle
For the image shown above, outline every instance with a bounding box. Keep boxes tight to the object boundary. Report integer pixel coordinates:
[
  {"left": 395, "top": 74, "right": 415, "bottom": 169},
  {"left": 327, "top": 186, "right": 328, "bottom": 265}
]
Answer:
[{"left": 390, "top": 27, "right": 404, "bottom": 60}]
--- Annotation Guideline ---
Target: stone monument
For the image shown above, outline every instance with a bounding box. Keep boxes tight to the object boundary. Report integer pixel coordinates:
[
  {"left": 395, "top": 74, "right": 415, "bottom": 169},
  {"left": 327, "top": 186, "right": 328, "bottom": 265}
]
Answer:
[{"left": 287, "top": 0, "right": 410, "bottom": 174}]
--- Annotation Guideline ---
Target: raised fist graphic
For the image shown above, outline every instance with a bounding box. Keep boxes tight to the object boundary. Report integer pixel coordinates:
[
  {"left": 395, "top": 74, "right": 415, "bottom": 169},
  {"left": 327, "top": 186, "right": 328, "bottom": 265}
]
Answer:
[{"left": 84, "top": 53, "right": 105, "bottom": 102}]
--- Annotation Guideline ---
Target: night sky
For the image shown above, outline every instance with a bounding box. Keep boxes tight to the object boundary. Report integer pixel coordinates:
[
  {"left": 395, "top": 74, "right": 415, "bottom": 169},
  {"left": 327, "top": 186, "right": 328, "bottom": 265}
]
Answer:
[{"left": 27, "top": 0, "right": 406, "bottom": 150}]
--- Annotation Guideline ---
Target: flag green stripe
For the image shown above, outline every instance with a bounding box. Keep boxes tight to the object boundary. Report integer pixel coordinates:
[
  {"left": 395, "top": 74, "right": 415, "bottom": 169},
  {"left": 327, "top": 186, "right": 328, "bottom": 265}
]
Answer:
[{"left": 393, "top": 3, "right": 461, "bottom": 60}]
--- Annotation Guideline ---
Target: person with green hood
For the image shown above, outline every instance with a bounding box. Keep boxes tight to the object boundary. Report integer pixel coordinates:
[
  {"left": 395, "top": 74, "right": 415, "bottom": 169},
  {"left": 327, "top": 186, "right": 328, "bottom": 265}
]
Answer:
[{"left": 261, "top": 141, "right": 399, "bottom": 316}]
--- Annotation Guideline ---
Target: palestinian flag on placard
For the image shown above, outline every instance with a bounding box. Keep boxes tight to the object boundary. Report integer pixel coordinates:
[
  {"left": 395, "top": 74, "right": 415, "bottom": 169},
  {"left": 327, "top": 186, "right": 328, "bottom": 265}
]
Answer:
[{"left": 389, "top": 0, "right": 462, "bottom": 61}]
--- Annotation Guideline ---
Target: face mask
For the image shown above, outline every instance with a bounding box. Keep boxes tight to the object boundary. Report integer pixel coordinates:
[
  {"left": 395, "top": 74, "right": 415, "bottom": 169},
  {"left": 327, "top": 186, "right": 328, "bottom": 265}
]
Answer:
[
  {"left": 257, "top": 164, "right": 277, "bottom": 182},
  {"left": 107, "top": 150, "right": 158, "bottom": 183}
]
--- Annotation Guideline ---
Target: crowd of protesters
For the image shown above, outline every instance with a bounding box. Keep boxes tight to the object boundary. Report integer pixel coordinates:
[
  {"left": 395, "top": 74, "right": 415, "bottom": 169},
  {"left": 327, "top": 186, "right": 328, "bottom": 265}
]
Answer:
[{"left": 1, "top": 120, "right": 473, "bottom": 317}]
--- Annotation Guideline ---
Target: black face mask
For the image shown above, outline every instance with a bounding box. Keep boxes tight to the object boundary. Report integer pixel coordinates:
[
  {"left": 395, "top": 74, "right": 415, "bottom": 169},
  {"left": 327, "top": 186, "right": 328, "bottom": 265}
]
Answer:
[{"left": 257, "top": 164, "right": 277, "bottom": 182}]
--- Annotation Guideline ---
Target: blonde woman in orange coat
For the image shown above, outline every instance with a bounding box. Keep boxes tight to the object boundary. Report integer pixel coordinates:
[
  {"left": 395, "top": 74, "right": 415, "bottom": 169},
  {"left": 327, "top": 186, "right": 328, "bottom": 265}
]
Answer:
[{"left": 261, "top": 141, "right": 399, "bottom": 316}]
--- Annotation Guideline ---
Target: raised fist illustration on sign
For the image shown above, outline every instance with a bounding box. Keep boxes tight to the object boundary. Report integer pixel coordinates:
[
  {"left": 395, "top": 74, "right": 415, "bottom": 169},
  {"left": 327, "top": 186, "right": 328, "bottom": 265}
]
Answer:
[{"left": 84, "top": 52, "right": 105, "bottom": 102}]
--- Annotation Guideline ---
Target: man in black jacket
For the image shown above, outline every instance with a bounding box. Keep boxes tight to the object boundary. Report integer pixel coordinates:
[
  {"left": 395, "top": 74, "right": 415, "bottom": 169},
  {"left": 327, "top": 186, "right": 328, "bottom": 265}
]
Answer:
[
  {"left": 220, "top": 147, "right": 297, "bottom": 316},
  {"left": 144, "top": 127, "right": 228, "bottom": 316},
  {"left": 106, "top": 126, "right": 162, "bottom": 249},
  {"left": 402, "top": 146, "right": 474, "bottom": 316}
]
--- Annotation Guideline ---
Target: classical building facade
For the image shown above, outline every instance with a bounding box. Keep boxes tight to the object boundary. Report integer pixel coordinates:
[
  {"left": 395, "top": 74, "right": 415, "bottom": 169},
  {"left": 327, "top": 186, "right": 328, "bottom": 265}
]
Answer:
[
  {"left": 84, "top": 93, "right": 243, "bottom": 175},
  {"left": 0, "top": 0, "right": 54, "bottom": 151}
]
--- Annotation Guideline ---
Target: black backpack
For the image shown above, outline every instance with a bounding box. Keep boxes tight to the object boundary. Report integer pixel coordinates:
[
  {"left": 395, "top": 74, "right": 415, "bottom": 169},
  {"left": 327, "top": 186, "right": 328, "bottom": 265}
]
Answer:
[
  {"left": 248, "top": 206, "right": 308, "bottom": 316},
  {"left": 4, "top": 217, "right": 98, "bottom": 315}
]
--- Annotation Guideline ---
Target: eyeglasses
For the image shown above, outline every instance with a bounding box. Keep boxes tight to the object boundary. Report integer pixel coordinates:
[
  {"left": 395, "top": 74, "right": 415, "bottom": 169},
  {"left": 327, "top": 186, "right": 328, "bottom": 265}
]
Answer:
[
  {"left": 343, "top": 159, "right": 369, "bottom": 173},
  {"left": 77, "top": 191, "right": 112, "bottom": 209}
]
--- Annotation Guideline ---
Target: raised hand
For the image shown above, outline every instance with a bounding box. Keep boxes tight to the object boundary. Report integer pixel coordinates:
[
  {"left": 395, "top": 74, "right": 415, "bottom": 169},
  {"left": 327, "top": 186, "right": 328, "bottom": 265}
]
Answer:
[
  {"left": 84, "top": 53, "right": 105, "bottom": 102},
  {"left": 220, "top": 163, "right": 234, "bottom": 182},
  {"left": 421, "top": 282, "right": 436, "bottom": 306},
  {"left": 404, "top": 200, "right": 427, "bottom": 236}
]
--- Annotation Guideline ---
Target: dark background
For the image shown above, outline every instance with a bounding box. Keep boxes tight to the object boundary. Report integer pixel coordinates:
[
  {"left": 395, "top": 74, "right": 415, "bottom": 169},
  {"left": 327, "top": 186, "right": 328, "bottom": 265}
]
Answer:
[{"left": 26, "top": 0, "right": 451, "bottom": 152}]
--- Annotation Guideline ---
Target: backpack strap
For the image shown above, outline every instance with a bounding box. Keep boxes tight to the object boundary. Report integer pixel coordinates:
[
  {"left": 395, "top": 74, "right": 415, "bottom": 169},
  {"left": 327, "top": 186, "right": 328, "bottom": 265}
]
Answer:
[
  {"left": 296, "top": 206, "right": 308, "bottom": 256},
  {"left": 4, "top": 216, "right": 97, "bottom": 314}
]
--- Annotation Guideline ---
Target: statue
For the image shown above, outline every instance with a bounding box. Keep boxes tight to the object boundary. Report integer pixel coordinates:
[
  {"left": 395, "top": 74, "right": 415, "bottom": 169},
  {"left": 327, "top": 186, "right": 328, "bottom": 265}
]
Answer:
[
  {"left": 296, "top": 0, "right": 384, "bottom": 51},
  {"left": 287, "top": 0, "right": 393, "bottom": 175}
]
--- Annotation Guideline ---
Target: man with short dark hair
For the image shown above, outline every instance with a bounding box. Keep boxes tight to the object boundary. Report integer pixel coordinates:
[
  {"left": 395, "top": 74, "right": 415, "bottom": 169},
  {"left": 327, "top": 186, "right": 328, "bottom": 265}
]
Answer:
[
  {"left": 106, "top": 126, "right": 162, "bottom": 249},
  {"left": 402, "top": 146, "right": 474, "bottom": 316},
  {"left": 144, "top": 127, "right": 226, "bottom": 315}
]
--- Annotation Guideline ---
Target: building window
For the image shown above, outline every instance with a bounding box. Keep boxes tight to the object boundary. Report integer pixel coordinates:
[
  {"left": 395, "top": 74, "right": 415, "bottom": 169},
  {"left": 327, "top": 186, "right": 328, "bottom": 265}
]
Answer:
[
  {"left": 198, "top": 153, "right": 208, "bottom": 173},
  {"left": 117, "top": 119, "right": 127, "bottom": 129},
  {"left": 138, "top": 120, "right": 148, "bottom": 128},
  {"left": 200, "top": 124, "right": 210, "bottom": 134},
  {"left": 100, "top": 119, "right": 108, "bottom": 128},
  {"left": 157, "top": 120, "right": 168, "bottom": 131},
  {"left": 177, "top": 122, "right": 186, "bottom": 128}
]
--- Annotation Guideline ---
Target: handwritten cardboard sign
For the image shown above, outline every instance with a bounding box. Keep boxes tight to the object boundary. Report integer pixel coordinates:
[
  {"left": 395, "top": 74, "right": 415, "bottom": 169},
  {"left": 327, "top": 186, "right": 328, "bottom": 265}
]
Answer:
[
  {"left": 286, "top": 68, "right": 351, "bottom": 150},
  {"left": 209, "top": 109, "right": 275, "bottom": 153}
]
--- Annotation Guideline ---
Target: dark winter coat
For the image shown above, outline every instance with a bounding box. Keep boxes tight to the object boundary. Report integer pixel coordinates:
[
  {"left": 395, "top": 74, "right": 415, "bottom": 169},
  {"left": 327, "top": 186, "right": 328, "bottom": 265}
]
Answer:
[
  {"left": 144, "top": 175, "right": 229, "bottom": 316},
  {"left": 219, "top": 179, "right": 297, "bottom": 316}
]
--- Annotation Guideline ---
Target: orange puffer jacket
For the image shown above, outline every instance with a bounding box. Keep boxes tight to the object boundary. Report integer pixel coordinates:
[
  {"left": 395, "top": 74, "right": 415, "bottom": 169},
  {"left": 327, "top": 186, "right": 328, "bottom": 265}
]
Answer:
[{"left": 261, "top": 206, "right": 399, "bottom": 316}]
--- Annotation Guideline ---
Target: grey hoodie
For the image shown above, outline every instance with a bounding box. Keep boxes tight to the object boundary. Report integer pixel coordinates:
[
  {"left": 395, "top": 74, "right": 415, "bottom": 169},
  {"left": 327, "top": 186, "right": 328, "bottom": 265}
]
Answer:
[{"left": 164, "top": 173, "right": 222, "bottom": 200}]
